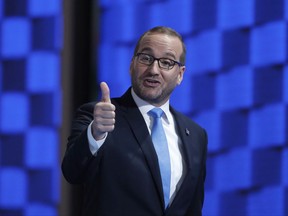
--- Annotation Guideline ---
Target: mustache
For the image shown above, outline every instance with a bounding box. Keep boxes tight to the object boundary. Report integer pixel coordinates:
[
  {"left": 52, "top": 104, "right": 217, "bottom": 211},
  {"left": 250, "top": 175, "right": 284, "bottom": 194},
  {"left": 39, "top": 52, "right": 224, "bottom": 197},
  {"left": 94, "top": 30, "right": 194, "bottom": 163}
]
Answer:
[{"left": 142, "top": 72, "right": 160, "bottom": 79}]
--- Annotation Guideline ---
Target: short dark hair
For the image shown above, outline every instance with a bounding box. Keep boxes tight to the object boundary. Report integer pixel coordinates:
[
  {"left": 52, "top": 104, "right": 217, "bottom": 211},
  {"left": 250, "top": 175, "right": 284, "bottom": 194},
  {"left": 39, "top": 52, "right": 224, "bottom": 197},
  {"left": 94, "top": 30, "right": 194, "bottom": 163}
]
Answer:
[{"left": 133, "top": 26, "right": 186, "bottom": 65}]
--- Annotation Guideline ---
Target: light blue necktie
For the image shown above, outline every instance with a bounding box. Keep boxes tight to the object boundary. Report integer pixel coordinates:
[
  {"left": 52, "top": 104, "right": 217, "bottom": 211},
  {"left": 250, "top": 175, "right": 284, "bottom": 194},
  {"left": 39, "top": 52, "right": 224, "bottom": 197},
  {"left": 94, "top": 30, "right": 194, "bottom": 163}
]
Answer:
[{"left": 148, "top": 108, "right": 171, "bottom": 208}]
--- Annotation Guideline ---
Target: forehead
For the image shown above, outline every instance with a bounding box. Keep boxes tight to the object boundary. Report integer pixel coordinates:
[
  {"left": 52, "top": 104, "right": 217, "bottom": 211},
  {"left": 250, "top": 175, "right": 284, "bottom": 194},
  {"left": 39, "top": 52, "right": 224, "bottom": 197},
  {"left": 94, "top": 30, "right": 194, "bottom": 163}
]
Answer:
[{"left": 138, "top": 33, "right": 183, "bottom": 58}]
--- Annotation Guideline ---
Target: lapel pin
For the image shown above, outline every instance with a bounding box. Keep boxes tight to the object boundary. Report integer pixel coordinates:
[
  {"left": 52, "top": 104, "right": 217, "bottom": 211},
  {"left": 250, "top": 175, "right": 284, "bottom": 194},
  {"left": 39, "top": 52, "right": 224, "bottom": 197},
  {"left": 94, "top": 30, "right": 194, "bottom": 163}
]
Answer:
[{"left": 185, "top": 128, "right": 190, "bottom": 136}]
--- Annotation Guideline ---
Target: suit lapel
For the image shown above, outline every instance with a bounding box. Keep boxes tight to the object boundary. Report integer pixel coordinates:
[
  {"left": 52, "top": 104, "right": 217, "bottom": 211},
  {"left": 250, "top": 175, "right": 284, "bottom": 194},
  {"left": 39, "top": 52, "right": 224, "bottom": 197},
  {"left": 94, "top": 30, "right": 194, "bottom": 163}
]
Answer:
[
  {"left": 115, "top": 90, "right": 202, "bottom": 211},
  {"left": 167, "top": 109, "right": 202, "bottom": 211},
  {"left": 116, "top": 89, "right": 165, "bottom": 207}
]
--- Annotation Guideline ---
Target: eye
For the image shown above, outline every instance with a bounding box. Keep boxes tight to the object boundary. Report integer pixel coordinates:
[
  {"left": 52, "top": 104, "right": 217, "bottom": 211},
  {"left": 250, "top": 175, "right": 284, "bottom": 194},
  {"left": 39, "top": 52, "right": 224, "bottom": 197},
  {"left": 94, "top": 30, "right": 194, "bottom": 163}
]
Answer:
[
  {"left": 139, "top": 54, "right": 153, "bottom": 63},
  {"left": 159, "top": 58, "right": 174, "bottom": 67}
]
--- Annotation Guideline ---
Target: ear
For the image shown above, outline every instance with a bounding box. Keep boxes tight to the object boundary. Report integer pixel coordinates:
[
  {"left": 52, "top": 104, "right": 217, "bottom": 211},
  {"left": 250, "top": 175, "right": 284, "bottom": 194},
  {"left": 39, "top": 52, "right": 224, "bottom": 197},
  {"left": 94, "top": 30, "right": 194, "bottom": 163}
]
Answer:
[{"left": 177, "top": 66, "right": 185, "bottom": 85}]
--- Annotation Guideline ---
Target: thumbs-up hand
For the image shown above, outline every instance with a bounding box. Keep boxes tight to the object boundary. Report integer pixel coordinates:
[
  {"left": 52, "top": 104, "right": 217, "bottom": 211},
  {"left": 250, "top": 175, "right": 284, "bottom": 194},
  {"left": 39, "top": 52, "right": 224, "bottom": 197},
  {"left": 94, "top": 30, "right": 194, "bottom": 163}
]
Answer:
[
  {"left": 100, "top": 81, "right": 111, "bottom": 103},
  {"left": 92, "top": 82, "right": 116, "bottom": 140}
]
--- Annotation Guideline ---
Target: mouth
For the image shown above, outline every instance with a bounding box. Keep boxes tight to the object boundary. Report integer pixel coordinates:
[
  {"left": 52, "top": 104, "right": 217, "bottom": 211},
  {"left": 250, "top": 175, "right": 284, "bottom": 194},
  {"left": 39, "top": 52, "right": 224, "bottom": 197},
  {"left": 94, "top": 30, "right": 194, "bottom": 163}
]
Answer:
[{"left": 143, "top": 78, "right": 161, "bottom": 88}]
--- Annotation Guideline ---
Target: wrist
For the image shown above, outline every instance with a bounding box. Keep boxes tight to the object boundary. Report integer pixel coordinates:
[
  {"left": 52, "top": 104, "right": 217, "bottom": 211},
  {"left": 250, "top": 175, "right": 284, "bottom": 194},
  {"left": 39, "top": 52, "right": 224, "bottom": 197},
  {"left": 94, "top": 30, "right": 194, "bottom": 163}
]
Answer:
[{"left": 91, "top": 125, "right": 106, "bottom": 141}]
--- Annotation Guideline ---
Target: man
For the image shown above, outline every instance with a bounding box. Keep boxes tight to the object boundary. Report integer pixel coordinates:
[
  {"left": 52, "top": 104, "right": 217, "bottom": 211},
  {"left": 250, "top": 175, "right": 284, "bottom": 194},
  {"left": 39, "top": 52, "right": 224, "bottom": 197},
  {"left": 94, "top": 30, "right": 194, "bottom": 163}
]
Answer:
[{"left": 62, "top": 26, "right": 208, "bottom": 216}]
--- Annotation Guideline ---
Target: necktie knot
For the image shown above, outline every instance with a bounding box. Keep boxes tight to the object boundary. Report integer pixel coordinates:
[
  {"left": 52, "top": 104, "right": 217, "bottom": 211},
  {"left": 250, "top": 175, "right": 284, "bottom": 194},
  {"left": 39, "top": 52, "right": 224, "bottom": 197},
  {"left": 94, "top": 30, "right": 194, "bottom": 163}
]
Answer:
[{"left": 149, "top": 107, "right": 164, "bottom": 119}]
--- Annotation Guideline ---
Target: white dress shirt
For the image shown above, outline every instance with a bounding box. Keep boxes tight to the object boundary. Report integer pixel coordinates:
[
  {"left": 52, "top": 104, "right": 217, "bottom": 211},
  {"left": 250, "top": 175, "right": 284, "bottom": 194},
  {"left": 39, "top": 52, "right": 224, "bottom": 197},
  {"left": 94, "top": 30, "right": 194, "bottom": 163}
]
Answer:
[{"left": 87, "top": 88, "right": 184, "bottom": 201}]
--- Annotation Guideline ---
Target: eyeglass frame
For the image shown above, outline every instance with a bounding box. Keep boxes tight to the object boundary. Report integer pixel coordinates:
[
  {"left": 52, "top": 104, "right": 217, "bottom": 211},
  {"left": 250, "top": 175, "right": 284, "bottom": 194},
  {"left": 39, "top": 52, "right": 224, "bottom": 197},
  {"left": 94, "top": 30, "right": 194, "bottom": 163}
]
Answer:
[{"left": 134, "top": 53, "right": 184, "bottom": 70}]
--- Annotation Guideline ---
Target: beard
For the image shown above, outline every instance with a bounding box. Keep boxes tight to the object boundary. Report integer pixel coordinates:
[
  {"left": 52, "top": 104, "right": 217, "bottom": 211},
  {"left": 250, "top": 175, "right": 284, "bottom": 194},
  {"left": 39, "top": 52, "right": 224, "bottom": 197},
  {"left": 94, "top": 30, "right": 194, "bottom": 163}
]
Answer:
[{"left": 131, "top": 74, "right": 175, "bottom": 106}]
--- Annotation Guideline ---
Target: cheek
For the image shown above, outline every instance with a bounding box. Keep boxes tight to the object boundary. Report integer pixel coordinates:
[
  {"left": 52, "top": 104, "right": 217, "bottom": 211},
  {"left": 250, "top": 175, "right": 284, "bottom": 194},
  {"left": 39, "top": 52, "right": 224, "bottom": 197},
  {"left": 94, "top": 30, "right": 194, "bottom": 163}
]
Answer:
[
  {"left": 130, "top": 63, "right": 140, "bottom": 78},
  {"left": 162, "top": 74, "right": 178, "bottom": 87},
  {"left": 132, "top": 64, "right": 148, "bottom": 77},
  {"left": 167, "top": 71, "right": 182, "bottom": 82}
]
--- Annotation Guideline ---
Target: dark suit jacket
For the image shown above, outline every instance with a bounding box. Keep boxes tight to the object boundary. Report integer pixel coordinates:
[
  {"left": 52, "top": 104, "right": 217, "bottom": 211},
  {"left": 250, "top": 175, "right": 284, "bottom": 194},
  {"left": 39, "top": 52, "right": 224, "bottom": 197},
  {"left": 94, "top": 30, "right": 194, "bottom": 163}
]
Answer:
[{"left": 62, "top": 88, "right": 208, "bottom": 216}]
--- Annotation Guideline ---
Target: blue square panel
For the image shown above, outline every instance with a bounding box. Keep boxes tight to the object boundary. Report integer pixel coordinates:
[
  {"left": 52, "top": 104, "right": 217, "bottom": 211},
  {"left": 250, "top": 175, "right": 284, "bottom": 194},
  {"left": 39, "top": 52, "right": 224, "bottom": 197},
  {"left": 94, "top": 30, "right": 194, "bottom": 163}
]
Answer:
[
  {"left": 50, "top": 167, "right": 60, "bottom": 203},
  {"left": 0, "top": 209, "right": 23, "bottom": 215},
  {"left": 28, "top": 0, "right": 61, "bottom": 16},
  {"left": 186, "top": 30, "right": 221, "bottom": 73},
  {"left": 98, "top": 46, "right": 131, "bottom": 98},
  {"left": 247, "top": 186, "right": 285, "bottom": 216},
  {"left": 219, "top": 190, "right": 247, "bottom": 216},
  {"left": 218, "top": 0, "right": 254, "bottom": 29},
  {"left": 192, "top": 110, "right": 221, "bottom": 153},
  {"left": 0, "top": 1, "right": 2, "bottom": 19},
  {"left": 252, "top": 148, "right": 282, "bottom": 186},
  {"left": 25, "top": 203, "right": 57, "bottom": 216},
  {"left": 286, "top": 188, "right": 288, "bottom": 216},
  {"left": 249, "top": 104, "right": 286, "bottom": 147},
  {"left": 150, "top": 0, "right": 193, "bottom": 34},
  {"left": 32, "top": 17, "right": 56, "bottom": 50},
  {"left": 53, "top": 15, "right": 63, "bottom": 50},
  {"left": 1, "top": 18, "right": 30, "bottom": 57},
  {"left": 205, "top": 157, "right": 216, "bottom": 190},
  {"left": 98, "top": 46, "right": 130, "bottom": 97},
  {"left": 0, "top": 168, "right": 27, "bottom": 207},
  {"left": 28, "top": 169, "right": 53, "bottom": 202},
  {"left": 193, "top": 0, "right": 217, "bottom": 31},
  {"left": 220, "top": 110, "right": 249, "bottom": 149},
  {"left": 215, "top": 148, "right": 252, "bottom": 191},
  {"left": 169, "top": 0, "right": 193, "bottom": 35},
  {"left": 2, "top": 59, "right": 26, "bottom": 91},
  {"left": 0, "top": 62, "right": 2, "bottom": 91},
  {"left": 283, "top": 149, "right": 288, "bottom": 186},
  {"left": 286, "top": 0, "right": 288, "bottom": 19},
  {"left": 283, "top": 66, "right": 288, "bottom": 103},
  {"left": 191, "top": 73, "right": 216, "bottom": 112},
  {"left": 255, "top": 0, "right": 284, "bottom": 24},
  {"left": 170, "top": 75, "right": 192, "bottom": 114},
  {"left": 4, "top": 0, "right": 27, "bottom": 16},
  {"left": 133, "top": 4, "right": 153, "bottom": 39},
  {"left": 251, "top": 21, "right": 286, "bottom": 66},
  {"left": 27, "top": 52, "right": 60, "bottom": 92},
  {"left": 203, "top": 191, "right": 220, "bottom": 215},
  {"left": 253, "top": 66, "right": 283, "bottom": 105},
  {"left": 30, "top": 93, "right": 55, "bottom": 126},
  {"left": 25, "top": 127, "right": 58, "bottom": 168},
  {"left": 216, "top": 66, "right": 253, "bottom": 110},
  {"left": 222, "top": 29, "right": 250, "bottom": 68},
  {"left": 0, "top": 93, "right": 29, "bottom": 133},
  {"left": 0, "top": 134, "right": 24, "bottom": 166},
  {"left": 98, "top": 44, "right": 114, "bottom": 82},
  {"left": 100, "top": 4, "right": 134, "bottom": 43}
]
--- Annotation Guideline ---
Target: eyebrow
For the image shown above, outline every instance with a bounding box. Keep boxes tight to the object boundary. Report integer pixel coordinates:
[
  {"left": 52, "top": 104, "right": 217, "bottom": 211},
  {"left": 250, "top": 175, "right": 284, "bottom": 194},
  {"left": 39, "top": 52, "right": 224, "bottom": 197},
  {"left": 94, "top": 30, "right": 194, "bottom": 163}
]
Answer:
[{"left": 140, "top": 48, "right": 177, "bottom": 60}]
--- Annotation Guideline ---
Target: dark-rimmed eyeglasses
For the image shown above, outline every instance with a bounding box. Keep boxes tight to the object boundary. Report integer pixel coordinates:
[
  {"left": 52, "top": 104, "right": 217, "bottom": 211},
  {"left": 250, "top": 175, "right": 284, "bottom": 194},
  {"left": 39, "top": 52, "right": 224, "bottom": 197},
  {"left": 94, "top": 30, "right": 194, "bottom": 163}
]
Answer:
[{"left": 135, "top": 53, "right": 183, "bottom": 70}]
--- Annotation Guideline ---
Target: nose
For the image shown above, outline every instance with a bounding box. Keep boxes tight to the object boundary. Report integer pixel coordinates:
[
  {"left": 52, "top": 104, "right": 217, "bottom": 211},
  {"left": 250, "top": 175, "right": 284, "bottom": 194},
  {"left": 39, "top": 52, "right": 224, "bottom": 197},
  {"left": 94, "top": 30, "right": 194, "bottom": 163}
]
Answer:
[{"left": 149, "top": 59, "right": 161, "bottom": 74}]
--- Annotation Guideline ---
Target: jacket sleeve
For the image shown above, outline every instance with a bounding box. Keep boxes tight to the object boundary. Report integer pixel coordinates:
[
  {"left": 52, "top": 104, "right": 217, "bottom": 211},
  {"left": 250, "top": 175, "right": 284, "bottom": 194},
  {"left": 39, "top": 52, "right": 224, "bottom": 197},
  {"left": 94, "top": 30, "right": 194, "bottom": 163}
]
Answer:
[
  {"left": 187, "top": 129, "right": 208, "bottom": 216},
  {"left": 61, "top": 102, "right": 96, "bottom": 184}
]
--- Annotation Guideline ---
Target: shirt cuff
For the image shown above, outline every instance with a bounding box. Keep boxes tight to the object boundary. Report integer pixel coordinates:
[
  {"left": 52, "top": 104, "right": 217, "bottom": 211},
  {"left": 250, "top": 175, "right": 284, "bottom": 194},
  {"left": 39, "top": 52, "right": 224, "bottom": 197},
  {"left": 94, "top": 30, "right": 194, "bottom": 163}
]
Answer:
[{"left": 87, "top": 121, "right": 107, "bottom": 155}]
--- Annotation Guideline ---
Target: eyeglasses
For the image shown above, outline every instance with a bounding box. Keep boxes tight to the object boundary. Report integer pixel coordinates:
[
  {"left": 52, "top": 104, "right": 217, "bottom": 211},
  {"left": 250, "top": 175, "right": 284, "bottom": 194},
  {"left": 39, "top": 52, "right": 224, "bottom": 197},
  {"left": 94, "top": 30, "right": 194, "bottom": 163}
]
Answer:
[{"left": 135, "top": 53, "right": 183, "bottom": 70}]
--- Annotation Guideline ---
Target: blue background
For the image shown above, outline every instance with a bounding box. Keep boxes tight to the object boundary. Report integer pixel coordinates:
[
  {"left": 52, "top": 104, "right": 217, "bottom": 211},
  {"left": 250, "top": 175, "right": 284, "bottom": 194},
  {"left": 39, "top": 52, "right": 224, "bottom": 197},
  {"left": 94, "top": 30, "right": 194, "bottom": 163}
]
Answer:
[
  {"left": 0, "top": 0, "right": 62, "bottom": 215},
  {"left": 0, "top": 0, "right": 287, "bottom": 215},
  {"left": 97, "top": 0, "right": 288, "bottom": 215}
]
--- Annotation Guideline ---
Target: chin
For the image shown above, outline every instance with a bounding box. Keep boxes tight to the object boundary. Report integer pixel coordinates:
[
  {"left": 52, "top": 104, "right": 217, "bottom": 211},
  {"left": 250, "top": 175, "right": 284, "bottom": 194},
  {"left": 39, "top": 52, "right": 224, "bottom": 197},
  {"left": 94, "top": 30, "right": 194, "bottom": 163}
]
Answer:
[{"left": 144, "top": 93, "right": 163, "bottom": 104}]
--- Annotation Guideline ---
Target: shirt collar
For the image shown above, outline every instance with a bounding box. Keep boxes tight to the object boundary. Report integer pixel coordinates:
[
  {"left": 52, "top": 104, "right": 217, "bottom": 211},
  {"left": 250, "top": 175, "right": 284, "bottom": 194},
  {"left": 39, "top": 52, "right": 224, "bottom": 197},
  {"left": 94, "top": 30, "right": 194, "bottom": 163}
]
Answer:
[{"left": 131, "top": 88, "right": 172, "bottom": 124}]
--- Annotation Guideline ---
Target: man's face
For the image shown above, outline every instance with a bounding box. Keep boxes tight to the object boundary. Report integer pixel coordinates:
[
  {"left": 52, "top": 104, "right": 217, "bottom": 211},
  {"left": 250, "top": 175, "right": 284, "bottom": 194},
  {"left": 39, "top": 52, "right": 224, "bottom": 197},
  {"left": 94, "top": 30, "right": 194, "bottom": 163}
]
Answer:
[{"left": 130, "top": 33, "right": 185, "bottom": 107}]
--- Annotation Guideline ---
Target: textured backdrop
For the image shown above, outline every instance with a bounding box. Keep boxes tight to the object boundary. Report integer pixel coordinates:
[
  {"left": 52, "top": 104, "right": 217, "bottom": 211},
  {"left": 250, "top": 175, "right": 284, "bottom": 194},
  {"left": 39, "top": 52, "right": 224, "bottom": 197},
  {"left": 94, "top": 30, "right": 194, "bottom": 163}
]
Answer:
[
  {"left": 96, "top": 0, "right": 288, "bottom": 215},
  {"left": 0, "top": 0, "right": 287, "bottom": 215},
  {"left": 0, "top": 0, "right": 62, "bottom": 215}
]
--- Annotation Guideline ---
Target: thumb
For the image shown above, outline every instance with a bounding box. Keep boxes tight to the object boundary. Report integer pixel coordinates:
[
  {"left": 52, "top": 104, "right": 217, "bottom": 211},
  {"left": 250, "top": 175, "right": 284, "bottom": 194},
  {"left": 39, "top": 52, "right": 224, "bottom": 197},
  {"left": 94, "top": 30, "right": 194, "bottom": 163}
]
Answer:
[{"left": 100, "top": 82, "right": 111, "bottom": 103}]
